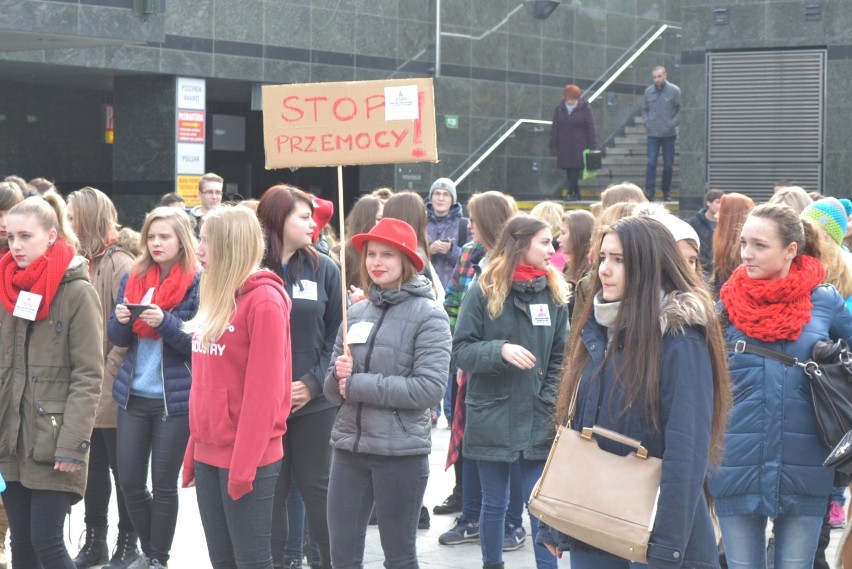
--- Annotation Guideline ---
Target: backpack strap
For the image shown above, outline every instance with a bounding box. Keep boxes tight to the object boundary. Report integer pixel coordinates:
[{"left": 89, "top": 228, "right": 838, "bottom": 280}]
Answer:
[{"left": 727, "top": 340, "right": 803, "bottom": 368}]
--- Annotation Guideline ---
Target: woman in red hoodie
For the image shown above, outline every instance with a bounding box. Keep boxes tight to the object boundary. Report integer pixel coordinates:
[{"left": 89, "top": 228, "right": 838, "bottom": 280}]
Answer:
[{"left": 183, "top": 205, "right": 292, "bottom": 569}]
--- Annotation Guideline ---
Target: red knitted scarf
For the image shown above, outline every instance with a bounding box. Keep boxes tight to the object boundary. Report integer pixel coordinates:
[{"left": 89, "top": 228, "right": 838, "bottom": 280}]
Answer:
[
  {"left": 513, "top": 263, "right": 549, "bottom": 282},
  {"left": 720, "top": 255, "right": 826, "bottom": 342},
  {"left": 125, "top": 263, "right": 195, "bottom": 339},
  {"left": 0, "top": 240, "right": 76, "bottom": 321}
]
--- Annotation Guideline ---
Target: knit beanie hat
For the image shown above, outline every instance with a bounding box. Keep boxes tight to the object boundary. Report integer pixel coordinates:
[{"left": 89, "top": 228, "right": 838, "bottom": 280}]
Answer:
[
  {"left": 429, "top": 178, "right": 457, "bottom": 204},
  {"left": 801, "top": 198, "right": 848, "bottom": 245},
  {"left": 653, "top": 214, "right": 701, "bottom": 251}
]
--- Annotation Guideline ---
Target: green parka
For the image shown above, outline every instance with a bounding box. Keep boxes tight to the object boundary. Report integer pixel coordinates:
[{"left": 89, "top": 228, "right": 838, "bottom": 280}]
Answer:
[
  {"left": 0, "top": 257, "right": 104, "bottom": 502},
  {"left": 453, "top": 276, "right": 568, "bottom": 462}
]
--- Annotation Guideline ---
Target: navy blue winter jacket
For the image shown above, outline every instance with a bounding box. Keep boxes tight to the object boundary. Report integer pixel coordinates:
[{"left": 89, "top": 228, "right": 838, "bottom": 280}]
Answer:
[
  {"left": 709, "top": 284, "right": 852, "bottom": 517},
  {"left": 108, "top": 271, "right": 201, "bottom": 415},
  {"left": 539, "top": 292, "right": 720, "bottom": 568}
]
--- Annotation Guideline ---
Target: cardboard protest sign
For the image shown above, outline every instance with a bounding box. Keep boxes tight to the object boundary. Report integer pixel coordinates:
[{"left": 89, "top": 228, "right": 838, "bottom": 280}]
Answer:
[{"left": 262, "top": 78, "right": 437, "bottom": 169}]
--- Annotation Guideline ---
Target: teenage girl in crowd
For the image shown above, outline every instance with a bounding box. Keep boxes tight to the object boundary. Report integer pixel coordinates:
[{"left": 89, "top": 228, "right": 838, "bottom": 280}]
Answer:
[
  {"left": 710, "top": 203, "right": 852, "bottom": 567},
  {"left": 0, "top": 192, "right": 104, "bottom": 569},
  {"left": 343, "top": 194, "right": 383, "bottom": 294},
  {"left": 711, "top": 192, "right": 755, "bottom": 294},
  {"left": 382, "top": 191, "right": 445, "bottom": 306},
  {"left": 439, "top": 192, "right": 522, "bottom": 548},
  {"left": 325, "top": 218, "right": 451, "bottom": 569},
  {"left": 109, "top": 207, "right": 200, "bottom": 569},
  {"left": 558, "top": 209, "right": 594, "bottom": 318},
  {"left": 540, "top": 215, "right": 730, "bottom": 567},
  {"left": 453, "top": 214, "right": 570, "bottom": 569},
  {"left": 530, "top": 201, "right": 568, "bottom": 273},
  {"left": 0, "top": 180, "right": 22, "bottom": 569},
  {"left": 67, "top": 187, "right": 141, "bottom": 569},
  {"left": 183, "top": 205, "right": 292, "bottom": 569},
  {"left": 257, "top": 185, "right": 341, "bottom": 569}
]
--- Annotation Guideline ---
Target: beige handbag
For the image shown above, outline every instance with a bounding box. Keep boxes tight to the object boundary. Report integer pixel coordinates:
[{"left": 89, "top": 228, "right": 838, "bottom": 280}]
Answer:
[{"left": 528, "top": 379, "right": 662, "bottom": 564}]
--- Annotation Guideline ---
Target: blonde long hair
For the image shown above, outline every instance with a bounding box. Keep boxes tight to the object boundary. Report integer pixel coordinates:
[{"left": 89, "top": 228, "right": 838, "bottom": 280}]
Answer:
[
  {"left": 131, "top": 207, "right": 198, "bottom": 278},
  {"left": 10, "top": 190, "right": 78, "bottom": 250},
  {"left": 479, "top": 214, "right": 568, "bottom": 319},
  {"left": 188, "top": 205, "right": 265, "bottom": 345},
  {"left": 67, "top": 186, "right": 119, "bottom": 260}
]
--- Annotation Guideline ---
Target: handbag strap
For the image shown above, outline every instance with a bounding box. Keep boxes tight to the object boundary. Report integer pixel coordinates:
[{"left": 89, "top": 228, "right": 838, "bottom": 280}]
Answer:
[
  {"left": 727, "top": 340, "right": 806, "bottom": 368},
  {"left": 565, "top": 375, "right": 581, "bottom": 428}
]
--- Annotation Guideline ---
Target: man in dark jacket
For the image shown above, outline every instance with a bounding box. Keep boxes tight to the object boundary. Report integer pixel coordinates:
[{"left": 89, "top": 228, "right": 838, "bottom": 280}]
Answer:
[
  {"left": 687, "top": 188, "right": 723, "bottom": 278},
  {"left": 549, "top": 84, "right": 597, "bottom": 201},
  {"left": 643, "top": 66, "right": 681, "bottom": 201}
]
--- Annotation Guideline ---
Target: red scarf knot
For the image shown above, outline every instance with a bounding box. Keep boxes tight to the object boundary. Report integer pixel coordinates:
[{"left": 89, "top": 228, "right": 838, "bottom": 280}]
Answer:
[
  {"left": 124, "top": 263, "right": 196, "bottom": 339},
  {"left": 0, "top": 241, "right": 77, "bottom": 321},
  {"left": 720, "top": 254, "right": 826, "bottom": 342},
  {"left": 513, "top": 263, "right": 549, "bottom": 282}
]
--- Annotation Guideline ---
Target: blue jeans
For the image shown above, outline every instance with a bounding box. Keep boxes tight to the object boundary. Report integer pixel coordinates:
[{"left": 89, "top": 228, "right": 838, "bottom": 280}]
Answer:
[
  {"left": 459, "top": 458, "right": 524, "bottom": 528},
  {"left": 832, "top": 486, "right": 846, "bottom": 505},
  {"left": 477, "top": 458, "right": 556, "bottom": 569},
  {"left": 645, "top": 135, "right": 676, "bottom": 198},
  {"left": 718, "top": 513, "right": 823, "bottom": 569},
  {"left": 569, "top": 549, "right": 642, "bottom": 568},
  {"left": 195, "top": 460, "right": 281, "bottom": 569},
  {"left": 285, "top": 482, "right": 321, "bottom": 564}
]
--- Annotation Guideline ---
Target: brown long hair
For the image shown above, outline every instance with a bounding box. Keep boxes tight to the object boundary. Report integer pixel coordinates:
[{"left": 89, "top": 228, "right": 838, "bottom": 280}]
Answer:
[
  {"left": 382, "top": 191, "right": 430, "bottom": 262},
  {"left": 562, "top": 210, "right": 594, "bottom": 283},
  {"left": 555, "top": 216, "right": 731, "bottom": 465},
  {"left": 256, "top": 184, "right": 318, "bottom": 286},
  {"left": 711, "top": 193, "right": 754, "bottom": 286},
  {"left": 479, "top": 214, "right": 568, "bottom": 319},
  {"left": 467, "top": 191, "right": 516, "bottom": 251},
  {"left": 343, "top": 194, "right": 382, "bottom": 289}
]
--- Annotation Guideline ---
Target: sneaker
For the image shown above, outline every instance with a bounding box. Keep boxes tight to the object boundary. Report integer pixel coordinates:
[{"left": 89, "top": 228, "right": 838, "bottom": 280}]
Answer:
[
  {"left": 438, "top": 518, "right": 480, "bottom": 545},
  {"left": 433, "top": 492, "right": 462, "bottom": 515},
  {"left": 502, "top": 523, "right": 526, "bottom": 551},
  {"left": 830, "top": 502, "right": 846, "bottom": 528},
  {"left": 418, "top": 505, "right": 431, "bottom": 530}
]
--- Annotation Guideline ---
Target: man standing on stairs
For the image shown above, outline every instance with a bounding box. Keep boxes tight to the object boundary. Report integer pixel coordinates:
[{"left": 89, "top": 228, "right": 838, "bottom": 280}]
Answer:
[
  {"left": 643, "top": 66, "right": 681, "bottom": 201},
  {"left": 549, "top": 84, "right": 597, "bottom": 201}
]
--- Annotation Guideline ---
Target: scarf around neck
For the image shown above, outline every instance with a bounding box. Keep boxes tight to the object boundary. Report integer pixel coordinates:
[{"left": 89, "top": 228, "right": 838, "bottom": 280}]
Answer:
[
  {"left": 593, "top": 291, "right": 622, "bottom": 330},
  {"left": 720, "top": 254, "right": 825, "bottom": 342},
  {"left": 125, "top": 263, "right": 196, "bottom": 339},
  {"left": 513, "top": 263, "right": 549, "bottom": 282},
  {"left": 0, "top": 240, "right": 76, "bottom": 321}
]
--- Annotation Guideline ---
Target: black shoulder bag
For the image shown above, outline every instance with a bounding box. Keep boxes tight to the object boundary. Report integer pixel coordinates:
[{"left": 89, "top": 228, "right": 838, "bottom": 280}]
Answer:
[{"left": 729, "top": 339, "right": 852, "bottom": 462}]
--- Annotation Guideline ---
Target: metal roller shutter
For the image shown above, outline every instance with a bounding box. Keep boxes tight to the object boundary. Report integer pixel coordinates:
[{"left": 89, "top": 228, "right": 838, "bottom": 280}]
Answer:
[{"left": 707, "top": 50, "right": 825, "bottom": 202}]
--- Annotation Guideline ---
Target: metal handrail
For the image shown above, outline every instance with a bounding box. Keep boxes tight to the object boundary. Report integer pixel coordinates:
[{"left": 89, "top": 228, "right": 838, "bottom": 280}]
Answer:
[
  {"left": 452, "top": 23, "right": 681, "bottom": 187},
  {"left": 453, "top": 119, "right": 551, "bottom": 186}
]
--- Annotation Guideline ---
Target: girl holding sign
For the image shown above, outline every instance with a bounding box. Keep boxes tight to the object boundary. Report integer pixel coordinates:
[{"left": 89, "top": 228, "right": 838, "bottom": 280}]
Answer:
[
  {"left": 452, "top": 214, "right": 569, "bottom": 569},
  {"left": 257, "top": 185, "right": 341, "bottom": 569},
  {"left": 325, "top": 218, "right": 451, "bottom": 569},
  {"left": 0, "top": 192, "right": 103, "bottom": 569},
  {"left": 109, "top": 207, "right": 200, "bottom": 569}
]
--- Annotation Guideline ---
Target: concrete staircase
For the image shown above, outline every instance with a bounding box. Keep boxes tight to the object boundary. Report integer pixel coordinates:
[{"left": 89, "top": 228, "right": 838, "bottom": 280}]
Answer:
[{"left": 556, "top": 115, "right": 681, "bottom": 211}]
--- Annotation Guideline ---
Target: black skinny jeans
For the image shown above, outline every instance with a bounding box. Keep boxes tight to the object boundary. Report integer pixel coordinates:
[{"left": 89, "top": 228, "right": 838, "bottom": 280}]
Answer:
[
  {"left": 83, "top": 427, "right": 133, "bottom": 531},
  {"left": 116, "top": 395, "right": 189, "bottom": 564},
  {"left": 3, "top": 482, "right": 75, "bottom": 569},
  {"left": 271, "top": 407, "right": 335, "bottom": 569}
]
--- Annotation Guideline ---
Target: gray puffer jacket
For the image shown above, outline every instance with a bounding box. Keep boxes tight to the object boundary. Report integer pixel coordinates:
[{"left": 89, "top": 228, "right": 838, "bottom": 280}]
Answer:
[{"left": 324, "top": 276, "right": 451, "bottom": 456}]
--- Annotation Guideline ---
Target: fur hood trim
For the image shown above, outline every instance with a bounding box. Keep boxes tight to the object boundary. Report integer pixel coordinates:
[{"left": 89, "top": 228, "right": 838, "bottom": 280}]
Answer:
[{"left": 660, "top": 290, "right": 708, "bottom": 335}]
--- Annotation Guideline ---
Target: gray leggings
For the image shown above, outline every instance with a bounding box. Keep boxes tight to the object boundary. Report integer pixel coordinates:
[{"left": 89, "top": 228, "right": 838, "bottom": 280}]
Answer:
[{"left": 327, "top": 449, "right": 429, "bottom": 569}]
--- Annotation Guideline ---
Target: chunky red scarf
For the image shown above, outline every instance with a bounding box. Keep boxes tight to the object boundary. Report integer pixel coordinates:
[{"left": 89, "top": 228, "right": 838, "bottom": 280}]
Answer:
[
  {"left": 513, "top": 263, "right": 549, "bottom": 282},
  {"left": 0, "top": 240, "right": 76, "bottom": 321},
  {"left": 125, "top": 263, "right": 195, "bottom": 339},
  {"left": 720, "top": 255, "right": 826, "bottom": 342}
]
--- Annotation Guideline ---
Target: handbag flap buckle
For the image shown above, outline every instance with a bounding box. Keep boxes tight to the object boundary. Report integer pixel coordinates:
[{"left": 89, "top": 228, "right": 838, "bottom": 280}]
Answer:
[{"left": 581, "top": 427, "right": 593, "bottom": 441}]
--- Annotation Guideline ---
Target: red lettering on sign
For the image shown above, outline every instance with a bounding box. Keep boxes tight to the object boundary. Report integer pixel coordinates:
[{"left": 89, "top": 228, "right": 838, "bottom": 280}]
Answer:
[
  {"left": 281, "top": 96, "right": 304, "bottom": 122},
  {"left": 365, "top": 94, "right": 384, "bottom": 120},
  {"left": 333, "top": 98, "right": 357, "bottom": 122},
  {"left": 305, "top": 96, "right": 329, "bottom": 122},
  {"left": 411, "top": 90, "right": 425, "bottom": 157}
]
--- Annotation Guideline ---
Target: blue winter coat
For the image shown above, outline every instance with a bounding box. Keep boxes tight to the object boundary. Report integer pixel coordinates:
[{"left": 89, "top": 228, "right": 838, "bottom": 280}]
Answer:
[
  {"left": 709, "top": 284, "right": 852, "bottom": 517},
  {"left": 108, "top": 271, "right": 201, "bottom": 416},
  {"left": 539, "top": 292, "right": 720, "bottom": 568}
]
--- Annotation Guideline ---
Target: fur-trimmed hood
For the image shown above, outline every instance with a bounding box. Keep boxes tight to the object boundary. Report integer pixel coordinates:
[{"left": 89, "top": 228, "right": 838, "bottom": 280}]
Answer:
[{"left": 660, "top": 290, "right": 709, "bottom": 335}]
